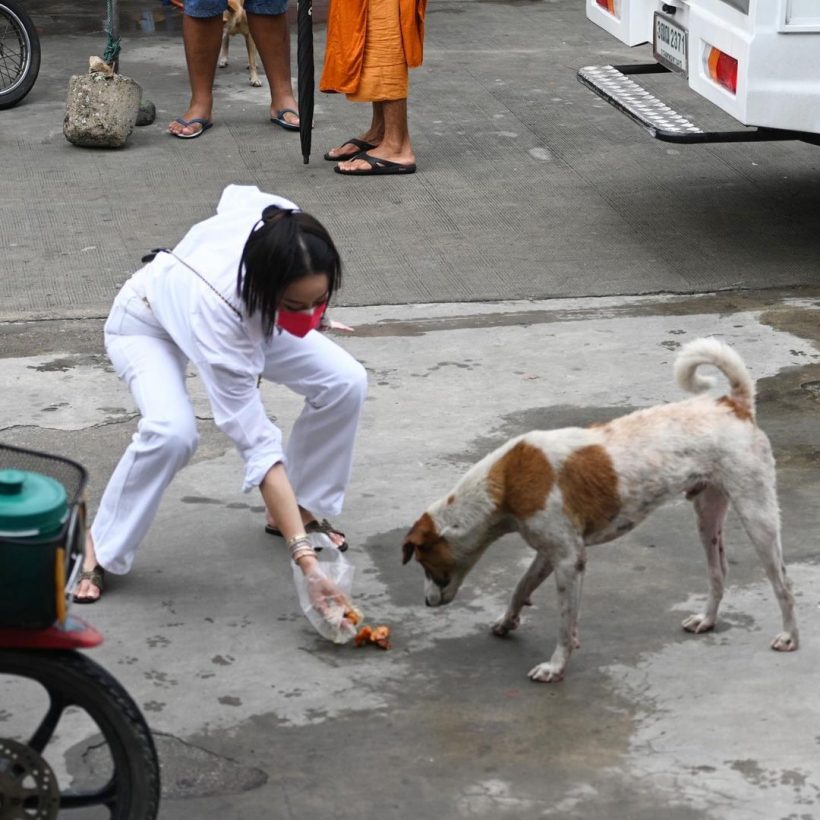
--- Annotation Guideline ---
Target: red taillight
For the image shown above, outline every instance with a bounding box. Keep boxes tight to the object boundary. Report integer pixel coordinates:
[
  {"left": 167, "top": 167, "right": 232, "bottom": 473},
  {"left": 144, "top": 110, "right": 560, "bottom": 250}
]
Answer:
[
  {"left": 707, "top": 46, "right": 738, "bottom": 94},
  {"left": 595, "top": 0, "right": 616, "bottom": 14}
]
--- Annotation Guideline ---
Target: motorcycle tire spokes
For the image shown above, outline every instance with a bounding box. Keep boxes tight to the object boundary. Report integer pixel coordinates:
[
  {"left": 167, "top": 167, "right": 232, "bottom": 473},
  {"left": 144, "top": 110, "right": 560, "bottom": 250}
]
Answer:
[
  {"left": 0, "top": 0, "right": 41, "bottom": 109},
  {"left": 0, "top": 649, "right": 160, "bottom": 820}
]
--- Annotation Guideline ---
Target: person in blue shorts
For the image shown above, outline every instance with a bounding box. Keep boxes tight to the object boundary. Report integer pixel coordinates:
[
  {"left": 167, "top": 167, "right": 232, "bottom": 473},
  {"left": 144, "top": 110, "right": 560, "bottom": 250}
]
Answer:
[{"left": 168, "top": 0, "right": 303, "bottom": 138}]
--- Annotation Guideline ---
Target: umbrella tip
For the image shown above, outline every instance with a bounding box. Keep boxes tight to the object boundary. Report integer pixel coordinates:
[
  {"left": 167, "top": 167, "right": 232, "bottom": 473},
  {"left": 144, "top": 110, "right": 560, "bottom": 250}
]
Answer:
[{"left": 303, "top": 156, "right": 309, "bottom": 164}]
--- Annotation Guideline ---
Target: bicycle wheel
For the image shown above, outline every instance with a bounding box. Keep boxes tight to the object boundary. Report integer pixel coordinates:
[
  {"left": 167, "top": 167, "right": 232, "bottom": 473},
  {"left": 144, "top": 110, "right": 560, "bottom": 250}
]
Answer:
[
  {"left": 0, "top": 0, "right": 41, "bottom": 109},
  {"left": 0, "top": 649, "right": 160, "bottom": 820}
]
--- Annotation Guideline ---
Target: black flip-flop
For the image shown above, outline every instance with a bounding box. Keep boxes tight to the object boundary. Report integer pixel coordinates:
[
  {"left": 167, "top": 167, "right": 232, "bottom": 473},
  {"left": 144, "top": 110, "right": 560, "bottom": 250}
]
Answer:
[
  {"left": 323, "top": 137, "right": 377, "bottom": 162},
  {"left": 334, "top": 153, "right": 416, "bottom": 176},
  {"left": 265, "top": 519, "right": 349, "bottom": 552}
]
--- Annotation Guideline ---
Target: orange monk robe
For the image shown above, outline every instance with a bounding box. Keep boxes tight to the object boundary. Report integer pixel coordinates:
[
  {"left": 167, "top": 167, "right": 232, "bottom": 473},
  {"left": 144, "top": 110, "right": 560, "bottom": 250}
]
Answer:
[{"left": 320, "top": 0, "right": 427, "bottom": 95}]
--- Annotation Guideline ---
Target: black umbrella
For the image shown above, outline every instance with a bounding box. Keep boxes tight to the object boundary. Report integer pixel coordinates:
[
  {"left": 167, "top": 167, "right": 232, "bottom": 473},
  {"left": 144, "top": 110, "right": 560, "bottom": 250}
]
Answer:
[{"left": 296, "top": 0, "right": 314, "bottom": 163}]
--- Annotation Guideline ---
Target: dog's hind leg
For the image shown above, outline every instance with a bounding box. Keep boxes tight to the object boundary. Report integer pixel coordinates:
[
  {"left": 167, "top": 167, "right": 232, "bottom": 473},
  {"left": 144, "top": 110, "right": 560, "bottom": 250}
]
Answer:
[
  {"left": 492, "top": 551, "right": 553, "bottom": 637},
  {"left": 731, "top": 477, "right": 799, "bottom": 652},
  {"left": 528, "top": 548, "right": 585, "bottom": 683},
  {"left": 682, "top": 485, "right": 729, "bottom": 634}
]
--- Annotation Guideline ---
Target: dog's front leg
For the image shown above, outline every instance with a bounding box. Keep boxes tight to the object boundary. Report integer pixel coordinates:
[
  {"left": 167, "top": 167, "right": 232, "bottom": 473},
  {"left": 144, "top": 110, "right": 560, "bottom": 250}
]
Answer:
[
  {"left": 529, "top": 553, "right": 584, "bottom": 683},
  {"left": 245, "top": 34, "right": 262, "bottom": 86},
  {"left": 218, "top": 30, "right": 230, "bottom": 67},
  {"left": 492, "top": 551, "right": 553, "bottom": 637}
]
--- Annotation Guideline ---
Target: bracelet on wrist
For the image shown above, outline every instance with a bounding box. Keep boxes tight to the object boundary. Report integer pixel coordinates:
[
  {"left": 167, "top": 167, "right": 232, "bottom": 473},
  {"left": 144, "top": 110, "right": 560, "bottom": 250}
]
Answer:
[
  {"left": 291, "top": 545, "right": 317, "bottom": 564},
  {"left": 286, "top": 533, "right": 310, "bottom": 549}
]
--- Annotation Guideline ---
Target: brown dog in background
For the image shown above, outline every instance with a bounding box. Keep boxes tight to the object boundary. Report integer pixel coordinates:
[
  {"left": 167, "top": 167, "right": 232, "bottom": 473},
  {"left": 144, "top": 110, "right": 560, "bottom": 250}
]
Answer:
[{"left": 218, "top": 0, "right": 261, "bottom": 87}]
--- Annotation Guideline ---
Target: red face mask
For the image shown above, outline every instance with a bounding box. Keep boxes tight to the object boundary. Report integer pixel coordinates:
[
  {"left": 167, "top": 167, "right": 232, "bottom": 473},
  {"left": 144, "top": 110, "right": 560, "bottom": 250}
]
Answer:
[{"left": 276, "top": 303, "right": 327, "bottom": 337}]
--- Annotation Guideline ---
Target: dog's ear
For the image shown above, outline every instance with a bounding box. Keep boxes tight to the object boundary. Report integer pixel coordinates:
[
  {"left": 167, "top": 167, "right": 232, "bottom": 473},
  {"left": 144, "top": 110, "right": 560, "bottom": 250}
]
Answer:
[{"left": 402, "top": 512, "right": 437, "bottom": 565}]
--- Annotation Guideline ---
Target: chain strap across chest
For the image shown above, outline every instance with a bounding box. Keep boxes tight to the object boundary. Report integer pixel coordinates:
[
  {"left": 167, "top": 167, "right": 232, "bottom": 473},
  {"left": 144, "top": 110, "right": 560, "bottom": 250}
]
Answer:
[{"left": 147, "top": 248, "right": 243, "bottom": 320}]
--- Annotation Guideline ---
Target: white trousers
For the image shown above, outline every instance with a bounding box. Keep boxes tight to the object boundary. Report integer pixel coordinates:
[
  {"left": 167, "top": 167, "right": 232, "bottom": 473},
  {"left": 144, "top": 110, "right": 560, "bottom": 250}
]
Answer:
[{"left": 91, "top": 298, "right": 367, "bottom": 575}]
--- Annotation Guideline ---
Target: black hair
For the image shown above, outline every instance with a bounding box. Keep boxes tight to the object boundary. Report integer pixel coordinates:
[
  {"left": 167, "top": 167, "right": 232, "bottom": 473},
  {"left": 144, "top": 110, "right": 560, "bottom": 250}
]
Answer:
[{"left": 236, "top": 205, "right": 342, "bottom": 337}]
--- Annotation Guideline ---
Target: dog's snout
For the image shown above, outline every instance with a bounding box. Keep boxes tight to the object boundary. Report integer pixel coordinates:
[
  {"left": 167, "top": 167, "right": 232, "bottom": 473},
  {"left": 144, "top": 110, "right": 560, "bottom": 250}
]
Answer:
[{"left": 422, "top": 567, "right": 449, "bottom": 589}]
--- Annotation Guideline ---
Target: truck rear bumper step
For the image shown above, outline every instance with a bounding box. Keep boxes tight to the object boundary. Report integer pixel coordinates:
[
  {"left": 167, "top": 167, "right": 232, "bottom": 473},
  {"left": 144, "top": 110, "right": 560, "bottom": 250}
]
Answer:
[{"left": 577, "top": 64, "right": 802, "bottom": 144}]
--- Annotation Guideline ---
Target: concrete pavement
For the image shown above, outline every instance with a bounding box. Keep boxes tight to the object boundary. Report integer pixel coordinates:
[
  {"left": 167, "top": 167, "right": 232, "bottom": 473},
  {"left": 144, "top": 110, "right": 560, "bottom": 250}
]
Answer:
[
  {"left": 2, "top": 1, "right": 820, "bottom": 818},
  {"left": 4, "top": 293, "right": 820, "bottom": 819},
  {"left": 4, "top": 0, "right": 820, "bottom": 319}
]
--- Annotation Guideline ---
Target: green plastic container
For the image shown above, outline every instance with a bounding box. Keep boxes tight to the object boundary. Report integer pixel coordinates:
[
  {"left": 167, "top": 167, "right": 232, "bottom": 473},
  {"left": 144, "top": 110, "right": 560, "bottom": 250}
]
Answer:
[{"left": 0, "top": 468, "right": 70, "bottom": 628}]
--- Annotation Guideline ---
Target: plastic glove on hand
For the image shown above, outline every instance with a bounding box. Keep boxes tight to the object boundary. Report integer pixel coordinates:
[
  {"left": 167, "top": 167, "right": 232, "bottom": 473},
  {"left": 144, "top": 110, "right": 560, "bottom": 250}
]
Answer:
[
  {"left": 291, "top": 547, "right": 358, "bottom": 643},
  {"left": 304, "top": 567, "right": 356, "bottom": 636},
  {"left": 304, "top": 567, "right": 349, "bottom": 612}
]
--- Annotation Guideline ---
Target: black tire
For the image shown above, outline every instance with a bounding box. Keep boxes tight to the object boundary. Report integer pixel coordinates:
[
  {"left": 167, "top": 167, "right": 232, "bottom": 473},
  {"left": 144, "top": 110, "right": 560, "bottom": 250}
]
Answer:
[
  {"left": 0, "top": 0, "right": 41, "bottom": 109},
  {"left": 0, "top": 649, "right": 160, "bottom": 819}
]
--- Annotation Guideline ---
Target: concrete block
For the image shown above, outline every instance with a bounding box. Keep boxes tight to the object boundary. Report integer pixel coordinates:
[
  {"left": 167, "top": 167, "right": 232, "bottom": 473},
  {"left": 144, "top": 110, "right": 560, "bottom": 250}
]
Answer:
[{"left": 63, "top": 71, "right": 142, "bottom": 149}]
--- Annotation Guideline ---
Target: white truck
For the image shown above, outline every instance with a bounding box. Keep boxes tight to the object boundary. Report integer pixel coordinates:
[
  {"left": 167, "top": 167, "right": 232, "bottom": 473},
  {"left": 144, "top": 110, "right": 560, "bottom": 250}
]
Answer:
[{"left": 578, "top": 0, "right": 820, "bottom": 145}]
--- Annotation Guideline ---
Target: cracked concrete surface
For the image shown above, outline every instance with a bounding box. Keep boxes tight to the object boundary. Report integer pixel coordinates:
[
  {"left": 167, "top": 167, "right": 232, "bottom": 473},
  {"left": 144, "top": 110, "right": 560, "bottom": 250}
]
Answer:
[{"left": 2, "top": 293, "right": 819, "bottom": 818}]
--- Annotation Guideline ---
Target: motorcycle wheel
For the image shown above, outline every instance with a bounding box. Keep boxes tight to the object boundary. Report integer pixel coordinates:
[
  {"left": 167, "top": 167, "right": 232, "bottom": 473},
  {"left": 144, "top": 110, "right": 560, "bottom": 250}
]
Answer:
[
  {"left": 0, "top": 0, "right": 41, "bottom": 109},
  {"left": 0, "top": 649, "right": 160, "bottom": 820}
]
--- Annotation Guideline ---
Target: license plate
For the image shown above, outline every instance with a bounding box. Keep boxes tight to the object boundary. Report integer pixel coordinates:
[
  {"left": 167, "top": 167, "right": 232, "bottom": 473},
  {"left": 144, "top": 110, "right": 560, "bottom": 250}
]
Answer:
[{"left": 653, "top": 12, "right": 688, "bottom": 76}]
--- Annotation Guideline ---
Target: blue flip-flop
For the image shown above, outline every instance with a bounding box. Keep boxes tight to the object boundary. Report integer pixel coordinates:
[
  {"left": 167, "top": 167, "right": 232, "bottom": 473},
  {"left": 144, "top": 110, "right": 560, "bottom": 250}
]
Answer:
[
  {"left": 270, "top": 108, "right": 300, "bottom": 131},
  {"left": 170, "top": 117, "right": 213, "bottom": 139}
]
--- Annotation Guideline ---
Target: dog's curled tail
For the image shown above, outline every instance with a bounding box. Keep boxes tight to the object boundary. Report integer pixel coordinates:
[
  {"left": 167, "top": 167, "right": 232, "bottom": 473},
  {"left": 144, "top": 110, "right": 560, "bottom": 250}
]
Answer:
[{"left": 674, "top": 337, "right": 756, "bottom": 418}]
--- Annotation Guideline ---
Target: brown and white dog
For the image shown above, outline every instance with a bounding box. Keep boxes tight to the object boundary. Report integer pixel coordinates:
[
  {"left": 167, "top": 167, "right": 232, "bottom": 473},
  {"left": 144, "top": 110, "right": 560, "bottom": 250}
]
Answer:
[
  {"left": 403, "top": 338, "right": 799, "bottom": 683},
  {"left": 218, "top": 0, "right": 261, "bottom": 87}
]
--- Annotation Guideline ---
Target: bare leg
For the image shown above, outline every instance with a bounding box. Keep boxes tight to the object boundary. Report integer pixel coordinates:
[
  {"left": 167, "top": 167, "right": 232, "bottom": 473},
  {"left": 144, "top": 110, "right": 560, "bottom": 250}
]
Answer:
[
  {"left": 74, "top": 532, "right": 101, "bottom": 601},
  {"left": 325, "top": 102, "right": 386, "bottom": 160},
  {"left": 168, "top": 14, "right": 223, "bottom": 137},
  {"left": 335, "top": 98, "right": 415, "bottom": 170},
  {"left": 492, "top": 551, "right": 553, "bottom": 636},
  {"left": 246, "top": 12, "right": 299, "bottom": 125},
  {"left": 682, "top": 485, "right": 730, "bottom": 634}
]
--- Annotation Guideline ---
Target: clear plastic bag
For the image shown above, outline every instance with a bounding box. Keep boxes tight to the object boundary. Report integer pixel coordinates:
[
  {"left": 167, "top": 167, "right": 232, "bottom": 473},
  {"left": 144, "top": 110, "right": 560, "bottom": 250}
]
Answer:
[{"left": 291, "top": 534, "right": 358, "bottom": 644}]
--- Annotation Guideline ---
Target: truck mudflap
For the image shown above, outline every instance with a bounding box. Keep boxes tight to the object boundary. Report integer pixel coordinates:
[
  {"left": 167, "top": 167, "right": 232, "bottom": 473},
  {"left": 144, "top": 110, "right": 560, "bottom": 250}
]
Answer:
[{"left": 577, "top": 63, "right": 818, "bottom": 144}]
